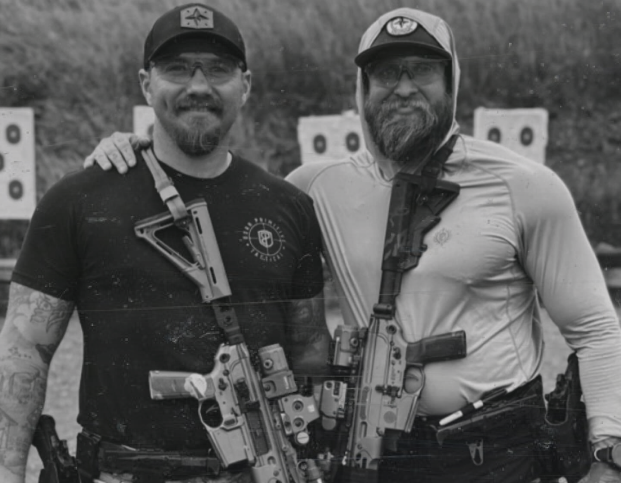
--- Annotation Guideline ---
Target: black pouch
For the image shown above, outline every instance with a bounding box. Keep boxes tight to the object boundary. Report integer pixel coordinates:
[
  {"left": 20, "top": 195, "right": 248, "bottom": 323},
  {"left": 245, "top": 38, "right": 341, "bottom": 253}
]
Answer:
[
  {"left": 76, "top": 430, "right": 102, "bottom": 483},
  {"left": 535, "top": 353, "right": 590, "bottom": 483},
  {"left": 380, "top": 379, "right": 546, "bottom": 483},
  {"left": 433, "top": 381, "right": 544, "bottom": 447}
]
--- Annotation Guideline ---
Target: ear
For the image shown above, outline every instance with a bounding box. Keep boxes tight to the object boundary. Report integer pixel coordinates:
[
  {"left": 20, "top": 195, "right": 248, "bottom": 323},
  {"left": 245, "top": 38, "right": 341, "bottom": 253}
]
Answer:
[
  {"left": 240, "top": 70, "right": 252, "bottom": 106},
  {"left": 138, "top": 69, "right": 153, "bottom": 106}
]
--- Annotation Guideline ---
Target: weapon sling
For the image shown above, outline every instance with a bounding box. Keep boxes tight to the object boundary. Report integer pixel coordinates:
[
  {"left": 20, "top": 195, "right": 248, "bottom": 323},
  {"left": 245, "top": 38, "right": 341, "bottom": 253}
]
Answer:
[
  {"left": 376, "top": 134, "right": 460, "bottom": 316},
  {"left": 140, "top": 148, "right": 243, "bottom": 344},
  {"left": 335, "top": 135, "right": 466, "bottom": 483}
]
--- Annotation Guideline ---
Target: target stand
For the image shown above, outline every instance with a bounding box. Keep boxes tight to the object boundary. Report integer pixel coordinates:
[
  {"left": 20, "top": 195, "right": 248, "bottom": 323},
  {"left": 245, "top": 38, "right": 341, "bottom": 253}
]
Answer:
[
  {"left": 0, "top": 108, "right": 36, "bottom": 219},
  {"left": 297, "top": 111, "right": 364, "bottom": 164},
  {"left": 473, "top": 107, "right": 548, "bottom": 164}
]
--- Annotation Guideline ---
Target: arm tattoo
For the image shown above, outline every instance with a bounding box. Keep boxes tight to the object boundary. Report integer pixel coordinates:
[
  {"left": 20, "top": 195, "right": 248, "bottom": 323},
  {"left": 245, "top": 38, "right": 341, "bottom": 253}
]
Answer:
[
  {"left": 0, "top": 363, "right": 47, "bottom": 475},
  {"left": 0, "top": 283, "right": 67, "bottom": 476},
  {"left": 6, "top": 283, "right": 74, "bottom": 352}
]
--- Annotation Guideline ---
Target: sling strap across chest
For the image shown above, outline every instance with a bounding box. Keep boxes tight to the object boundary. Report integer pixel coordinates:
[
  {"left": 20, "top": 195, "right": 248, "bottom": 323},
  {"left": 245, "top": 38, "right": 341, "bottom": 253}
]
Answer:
[
  {"left": 375, "top": 134, "right": 460, "bottom": 318},
  {"left": 138, "top": 147, "right": 243, "bottom": 344}
]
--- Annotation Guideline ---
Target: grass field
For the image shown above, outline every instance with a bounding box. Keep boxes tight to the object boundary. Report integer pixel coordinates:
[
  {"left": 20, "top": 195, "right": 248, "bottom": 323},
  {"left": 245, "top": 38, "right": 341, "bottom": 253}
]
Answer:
[{"left": 13, "top": 302, "right": 620, "bottom": 483}]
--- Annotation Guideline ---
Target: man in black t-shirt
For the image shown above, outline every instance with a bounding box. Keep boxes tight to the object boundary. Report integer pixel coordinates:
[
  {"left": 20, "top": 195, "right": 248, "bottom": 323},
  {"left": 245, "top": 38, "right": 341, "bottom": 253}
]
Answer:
[{"left": 0, "top": 4, "right": 328, "bottom": 483}]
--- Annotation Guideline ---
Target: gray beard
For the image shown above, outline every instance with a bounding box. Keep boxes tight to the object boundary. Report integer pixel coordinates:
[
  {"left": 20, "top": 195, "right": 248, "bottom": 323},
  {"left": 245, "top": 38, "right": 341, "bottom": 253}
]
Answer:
[{"left": 364, "top": 93, "right": 454, "bottom": 168}]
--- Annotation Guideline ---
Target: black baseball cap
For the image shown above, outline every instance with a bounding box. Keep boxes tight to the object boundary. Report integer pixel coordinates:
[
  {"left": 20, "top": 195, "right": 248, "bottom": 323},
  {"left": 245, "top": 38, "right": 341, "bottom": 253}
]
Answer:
[
  {"left": 143, "top": 4, "right": 247, "bottom": 70},
  {"left": 355, "top": 16, "right": 450, "bottom": 67}
]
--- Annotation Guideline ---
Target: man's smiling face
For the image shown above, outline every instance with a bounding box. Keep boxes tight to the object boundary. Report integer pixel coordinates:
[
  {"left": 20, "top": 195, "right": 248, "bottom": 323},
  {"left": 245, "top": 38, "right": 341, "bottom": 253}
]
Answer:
[{"left": 140, "top": 51, "right": 250, "bottom": 157}]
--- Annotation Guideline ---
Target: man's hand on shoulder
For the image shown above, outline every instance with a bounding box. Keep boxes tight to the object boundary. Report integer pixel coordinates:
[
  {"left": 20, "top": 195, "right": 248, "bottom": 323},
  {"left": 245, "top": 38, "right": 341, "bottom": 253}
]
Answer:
[{"left": 83, "top": 132, "right": 150, "bottom": 173}]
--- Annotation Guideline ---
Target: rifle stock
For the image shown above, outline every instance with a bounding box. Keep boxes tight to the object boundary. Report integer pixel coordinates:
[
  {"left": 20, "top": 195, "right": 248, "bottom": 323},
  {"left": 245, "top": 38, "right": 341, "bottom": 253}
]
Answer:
[{"left": 134, "top": 199, "right": 231, "bottom": 303}]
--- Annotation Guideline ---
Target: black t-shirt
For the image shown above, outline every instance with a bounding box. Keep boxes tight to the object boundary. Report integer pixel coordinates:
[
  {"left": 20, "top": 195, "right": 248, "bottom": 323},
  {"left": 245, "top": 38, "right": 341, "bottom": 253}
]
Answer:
[{"left": 13, "top": 153, "right": 323, "bottom": 449}]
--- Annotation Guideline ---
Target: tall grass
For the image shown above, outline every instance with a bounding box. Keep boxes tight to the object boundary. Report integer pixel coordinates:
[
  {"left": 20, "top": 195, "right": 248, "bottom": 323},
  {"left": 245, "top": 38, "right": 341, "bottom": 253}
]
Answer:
[{"left": 0, "top": 0, "right": 620, "bottom": 255}]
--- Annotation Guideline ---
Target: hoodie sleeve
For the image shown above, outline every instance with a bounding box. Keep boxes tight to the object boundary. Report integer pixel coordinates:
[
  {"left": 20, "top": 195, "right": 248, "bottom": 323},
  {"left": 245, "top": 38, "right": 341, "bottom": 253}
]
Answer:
[{"left": 513, "top": 164, "right": 621, "bottom": 443}]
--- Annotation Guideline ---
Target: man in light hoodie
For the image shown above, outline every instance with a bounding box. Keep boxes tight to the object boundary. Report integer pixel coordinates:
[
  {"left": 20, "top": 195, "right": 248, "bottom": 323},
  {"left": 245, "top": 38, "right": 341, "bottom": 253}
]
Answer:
[
  {"left": 288, "top": 9, "right": 621, "bottom": 483},
  {"left": 87, "top": 7, "right": 621, "bottom": 483}
]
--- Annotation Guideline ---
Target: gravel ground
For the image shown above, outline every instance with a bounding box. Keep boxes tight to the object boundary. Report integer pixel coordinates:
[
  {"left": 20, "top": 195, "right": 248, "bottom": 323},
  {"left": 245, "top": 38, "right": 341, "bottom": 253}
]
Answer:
[{"left": 5, "top": 301, "right": 616, "bottom": 482}]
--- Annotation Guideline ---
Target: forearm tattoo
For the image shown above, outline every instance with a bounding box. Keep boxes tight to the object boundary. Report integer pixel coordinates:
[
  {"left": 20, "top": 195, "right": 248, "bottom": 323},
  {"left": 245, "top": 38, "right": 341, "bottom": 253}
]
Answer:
[{"left": 0, "top": 284, "right": 73, "bottom": 475}]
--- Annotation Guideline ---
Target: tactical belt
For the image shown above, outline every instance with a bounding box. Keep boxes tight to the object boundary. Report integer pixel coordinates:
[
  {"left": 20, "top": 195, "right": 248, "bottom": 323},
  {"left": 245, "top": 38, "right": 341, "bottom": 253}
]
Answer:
[
  {"left": 98, "top": 441, "right": 222, "bottom": 479},
  {"left": 76, "top": 429, "right": 230, "bottom": 483}
]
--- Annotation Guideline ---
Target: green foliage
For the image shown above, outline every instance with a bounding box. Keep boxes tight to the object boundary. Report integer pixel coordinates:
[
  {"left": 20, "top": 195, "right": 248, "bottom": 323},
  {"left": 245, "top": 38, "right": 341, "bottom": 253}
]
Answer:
[{"left": 1, "top": 0, "right": 620, "bottom": 257}]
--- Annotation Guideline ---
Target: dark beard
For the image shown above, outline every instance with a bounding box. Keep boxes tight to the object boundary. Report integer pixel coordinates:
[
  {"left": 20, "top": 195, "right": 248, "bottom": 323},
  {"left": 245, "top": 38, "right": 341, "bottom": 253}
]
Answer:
[
  {"left": 173, "top": 120, "right": 221, "bottom": 157},
  {"left": 161, "top": 95, "right": 224, "bottom": 156},
  {"left": 364, "top": 93, "right": 453, "bottom": 168}
]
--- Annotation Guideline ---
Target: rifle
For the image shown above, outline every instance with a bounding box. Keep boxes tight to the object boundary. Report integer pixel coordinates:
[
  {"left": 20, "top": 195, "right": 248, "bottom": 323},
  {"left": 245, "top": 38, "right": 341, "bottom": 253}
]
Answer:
[
  {"left": 318, "top": 138, "right": 467, "bottom": 482},
  {"left": 32, "top": 414, "right": 81, "bottom": 483},
  {"left": 136, "top": 191, "right": 324, "bottom": 483}
]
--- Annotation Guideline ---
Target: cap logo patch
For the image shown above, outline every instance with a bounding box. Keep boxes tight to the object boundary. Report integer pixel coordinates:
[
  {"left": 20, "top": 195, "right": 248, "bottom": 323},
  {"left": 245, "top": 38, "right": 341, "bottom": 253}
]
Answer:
[
  {"left": 386, "top": 17, "right": 418, "bottom": 36},
  {"left": 180, "top": 6, "right": 214, "bottom": 29}
]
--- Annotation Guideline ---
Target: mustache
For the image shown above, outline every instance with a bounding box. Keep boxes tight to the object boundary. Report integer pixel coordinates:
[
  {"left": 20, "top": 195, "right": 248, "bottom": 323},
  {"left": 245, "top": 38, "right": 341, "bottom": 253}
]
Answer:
[
  {"left": 176, "top": 95, "right": 223, "bottom": 113},
  {"left": 380, "top": 98, "right": 431, "bottom": 114}
]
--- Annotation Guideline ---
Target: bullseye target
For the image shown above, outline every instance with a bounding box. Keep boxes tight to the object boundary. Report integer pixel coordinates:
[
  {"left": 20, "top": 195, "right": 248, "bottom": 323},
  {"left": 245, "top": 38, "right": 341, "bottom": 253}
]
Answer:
[
  {"left": 8, "top": 180, "right": 23, "bottom": 200},
  {"left": 346, "top": 132, "right": 360, "bottom": 152},
  {"left": 520, "top": 127, "right": 534, "bottom": 146},
  {"left": 298, "top": 112, "right": 365, "bottom": 164},
  {"left": 487, "top": 127, "right": 501, "bottom": 143},
  {"left": 0, "top": 108, "right": 36, "bottom": 219},
  {"left": 474, "top": 108, "right": 548, "bottom": 164},
  {"left": 313, "top": 134, "right": 327, "bottom": 154},
  {"left": 6, "top": 124, "right": 21, "bottom": 144},
  {"left": 133, "top": 106, "right": 155, "bottom": 138}
]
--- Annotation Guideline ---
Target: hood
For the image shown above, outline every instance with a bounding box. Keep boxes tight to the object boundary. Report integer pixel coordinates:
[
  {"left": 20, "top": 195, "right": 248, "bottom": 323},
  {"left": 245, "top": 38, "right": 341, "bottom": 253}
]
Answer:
[{"left": 355, "top": 8, "right": 460, "bottom": 177}]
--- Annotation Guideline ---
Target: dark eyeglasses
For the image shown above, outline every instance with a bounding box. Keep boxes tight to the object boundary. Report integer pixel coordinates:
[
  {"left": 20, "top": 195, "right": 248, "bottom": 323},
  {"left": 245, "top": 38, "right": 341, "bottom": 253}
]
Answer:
[
  {"left": 365, "top": 59, "right": 448, "bottom": 89},
  {"left": 151, "top": 56, "right": 242, "bottom": 84}
]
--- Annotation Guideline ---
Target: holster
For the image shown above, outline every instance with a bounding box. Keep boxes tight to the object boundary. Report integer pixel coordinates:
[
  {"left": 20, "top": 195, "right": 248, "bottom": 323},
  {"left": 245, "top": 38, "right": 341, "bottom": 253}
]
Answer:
[
  {"left": 535, "top": 353, "right": 590, "bottom": 483},
  {"left": 76, "top": 431, "right": 101, "bottom": 483}
]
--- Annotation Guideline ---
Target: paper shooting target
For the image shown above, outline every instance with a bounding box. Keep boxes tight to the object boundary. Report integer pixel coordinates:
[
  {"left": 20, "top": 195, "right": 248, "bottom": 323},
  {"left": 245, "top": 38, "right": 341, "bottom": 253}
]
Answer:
[
  {"left": 474, "top": 108, "right": 548, "bottom": 164},
  {"left": 0, "top": 108, "right": 36, "bottom": 219},
  {"left": 133, "top": 106, "right": 155, "bottom": 138},
  {"left": 298, "top": 112, "right": 364, "bottom": 164}
]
